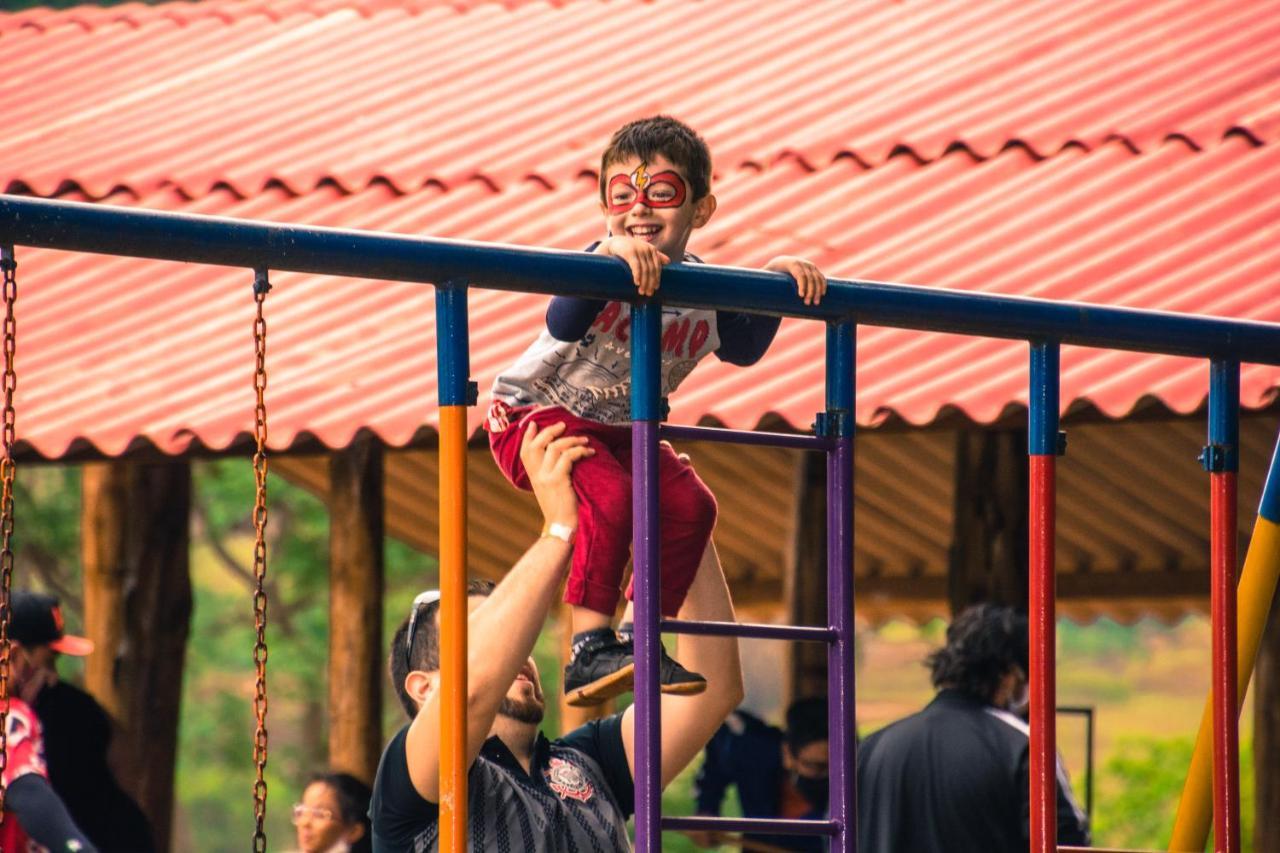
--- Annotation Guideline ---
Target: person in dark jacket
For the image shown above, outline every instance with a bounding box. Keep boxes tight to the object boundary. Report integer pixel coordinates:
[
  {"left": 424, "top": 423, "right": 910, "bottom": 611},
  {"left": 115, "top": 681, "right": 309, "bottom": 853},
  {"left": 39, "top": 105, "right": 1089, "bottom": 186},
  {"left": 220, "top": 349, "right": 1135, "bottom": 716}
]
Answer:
[
  {"left": 11, "top": 590, "right": 155, "bottom": 853},
  {"left": 690, "top": 697, "right": 830, "bottom": 852},
  {"left": 856, "top": 603, "right": 1090, "bottom": 852}
]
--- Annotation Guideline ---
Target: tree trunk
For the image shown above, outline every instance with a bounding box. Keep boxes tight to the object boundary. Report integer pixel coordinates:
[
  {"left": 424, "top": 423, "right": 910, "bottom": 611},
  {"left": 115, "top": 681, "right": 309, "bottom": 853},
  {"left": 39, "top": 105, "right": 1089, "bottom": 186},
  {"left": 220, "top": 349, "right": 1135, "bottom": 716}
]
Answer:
[
  {"left": 82, "top": 460, "right": 191, "bottom": 853},
  {"left": 948, "top": 428, "right": 1030, "bottom": 614},
  {"left": 1256, "top": 589, "right": 1280, "bottom": 853},
  {"left": 785, "top": 452, "right": 828, "bottom": 703},
  {"left": 328, "top": 436, "right": 385, "bottom": 784}
]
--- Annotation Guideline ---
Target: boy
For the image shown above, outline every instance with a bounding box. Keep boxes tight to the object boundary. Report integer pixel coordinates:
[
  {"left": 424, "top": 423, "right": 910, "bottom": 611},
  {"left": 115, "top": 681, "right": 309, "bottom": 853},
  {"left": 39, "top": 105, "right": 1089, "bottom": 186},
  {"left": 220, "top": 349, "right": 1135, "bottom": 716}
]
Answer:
[{"left": 487, "top": 116, "right": 826, "bottom": 706}]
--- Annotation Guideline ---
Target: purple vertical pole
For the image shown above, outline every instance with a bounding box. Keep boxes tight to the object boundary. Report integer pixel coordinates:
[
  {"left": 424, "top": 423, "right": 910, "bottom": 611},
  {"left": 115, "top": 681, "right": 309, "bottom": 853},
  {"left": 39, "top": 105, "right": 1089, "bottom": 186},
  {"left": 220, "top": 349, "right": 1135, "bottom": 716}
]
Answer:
[
  {"left": 826, "top": 321, "right": 856, "bottom": 851},
  {"left": 631, "top": 300, "right": 663, "bottom": 853}
]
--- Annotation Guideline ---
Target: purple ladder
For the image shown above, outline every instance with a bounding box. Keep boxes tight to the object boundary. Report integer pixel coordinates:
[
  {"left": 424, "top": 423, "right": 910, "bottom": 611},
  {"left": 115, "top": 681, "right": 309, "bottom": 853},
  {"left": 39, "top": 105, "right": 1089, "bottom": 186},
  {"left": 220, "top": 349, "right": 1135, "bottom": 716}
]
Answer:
[{"left": 631, "top": 307, "right": 857, "bottom": 852}]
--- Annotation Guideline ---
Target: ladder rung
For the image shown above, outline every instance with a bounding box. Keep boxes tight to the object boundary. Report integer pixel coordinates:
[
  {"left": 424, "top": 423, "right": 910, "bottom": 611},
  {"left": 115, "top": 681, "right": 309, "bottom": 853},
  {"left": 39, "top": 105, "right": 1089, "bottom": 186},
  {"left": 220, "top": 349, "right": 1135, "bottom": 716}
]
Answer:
[
  {"left": 660, "top": 619, "right": 836, "bottom": 643},
  {"left": 661, "top": 816, "right": 840, "bottom": 837},
  {"left": 659, "top": 423, "right": 833, "bottom": 452}
]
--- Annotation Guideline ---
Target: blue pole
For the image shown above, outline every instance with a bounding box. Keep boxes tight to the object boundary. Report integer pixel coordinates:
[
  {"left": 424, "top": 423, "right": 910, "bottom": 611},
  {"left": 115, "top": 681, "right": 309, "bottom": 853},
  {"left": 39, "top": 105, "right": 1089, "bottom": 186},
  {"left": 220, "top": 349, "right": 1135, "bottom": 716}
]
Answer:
[
  {"left": 4, "top": 196, "right": 1280, "bottom": 365},
  {"left": 434, "top": 281, "right": 473, "bottom": 406},
  {"left": 631, "top": 300, "right": 663, "bottom": 853},
  {"left": 825, "top": 321, "right": 856, "bottom": 851}
]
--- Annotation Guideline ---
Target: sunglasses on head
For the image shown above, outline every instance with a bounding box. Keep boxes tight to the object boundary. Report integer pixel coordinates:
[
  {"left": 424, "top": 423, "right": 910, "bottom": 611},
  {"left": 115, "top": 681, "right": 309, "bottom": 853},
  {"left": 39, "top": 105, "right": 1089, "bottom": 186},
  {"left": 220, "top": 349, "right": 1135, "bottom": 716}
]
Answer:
[{"left": 403, "top": 589, "right": 442, "bottom": 674}]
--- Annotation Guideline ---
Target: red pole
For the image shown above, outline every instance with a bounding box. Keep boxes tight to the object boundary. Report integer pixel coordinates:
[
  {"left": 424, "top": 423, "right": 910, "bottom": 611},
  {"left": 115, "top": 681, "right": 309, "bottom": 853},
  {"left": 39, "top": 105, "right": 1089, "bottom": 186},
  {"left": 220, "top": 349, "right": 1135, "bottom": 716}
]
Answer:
[
  {"left": 1029, "top": 454, "right": 1056, "bottom": 852},
  {"left": 1210, "top": 470, "right": 1239, "bottom": 853}
]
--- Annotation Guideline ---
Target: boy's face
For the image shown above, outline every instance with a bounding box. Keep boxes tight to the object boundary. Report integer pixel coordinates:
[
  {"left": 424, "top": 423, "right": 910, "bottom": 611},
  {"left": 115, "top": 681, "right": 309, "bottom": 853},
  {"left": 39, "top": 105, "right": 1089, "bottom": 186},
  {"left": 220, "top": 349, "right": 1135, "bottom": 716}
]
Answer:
[{"left": 600, "top": 154, "right": 715, "bottom": 260}]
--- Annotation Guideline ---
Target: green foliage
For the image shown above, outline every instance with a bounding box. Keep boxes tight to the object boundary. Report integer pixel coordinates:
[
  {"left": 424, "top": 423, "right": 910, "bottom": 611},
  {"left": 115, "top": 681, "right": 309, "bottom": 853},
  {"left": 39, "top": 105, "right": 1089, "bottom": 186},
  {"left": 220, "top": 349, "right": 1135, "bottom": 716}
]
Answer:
[{"left": 1092, "top": 734, "right": 1255, "bottom": 850}]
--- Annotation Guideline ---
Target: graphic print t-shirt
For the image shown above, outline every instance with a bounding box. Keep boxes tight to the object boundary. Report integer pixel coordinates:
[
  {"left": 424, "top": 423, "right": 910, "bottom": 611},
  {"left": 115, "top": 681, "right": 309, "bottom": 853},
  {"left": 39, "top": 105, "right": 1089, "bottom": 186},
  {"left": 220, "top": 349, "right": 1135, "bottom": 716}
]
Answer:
[{"left": 491, "top": 301, "right": 721, "bottom": 426}]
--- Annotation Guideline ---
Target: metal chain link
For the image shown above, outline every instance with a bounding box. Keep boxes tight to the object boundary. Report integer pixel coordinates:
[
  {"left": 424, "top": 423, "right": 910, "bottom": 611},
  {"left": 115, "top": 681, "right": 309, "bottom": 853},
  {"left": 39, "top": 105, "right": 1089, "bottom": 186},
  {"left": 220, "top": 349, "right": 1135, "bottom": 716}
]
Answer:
[
  {"left": 0, "top": 247, "right": 18, "bottom": 818},
  {"left": 251, "top": 269, "right": 271, "bottom": 852}
]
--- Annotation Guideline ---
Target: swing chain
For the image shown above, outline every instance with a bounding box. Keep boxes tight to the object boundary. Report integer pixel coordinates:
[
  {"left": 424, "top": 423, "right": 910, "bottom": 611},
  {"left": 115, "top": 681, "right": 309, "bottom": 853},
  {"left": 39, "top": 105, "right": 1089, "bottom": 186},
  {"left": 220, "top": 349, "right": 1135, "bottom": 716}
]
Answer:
[
  {"left": 0, "top": 249, "right": 16, "bottom": 817},
  {"left": 251, "top": 269, "right": 271, "bottom": 852}
]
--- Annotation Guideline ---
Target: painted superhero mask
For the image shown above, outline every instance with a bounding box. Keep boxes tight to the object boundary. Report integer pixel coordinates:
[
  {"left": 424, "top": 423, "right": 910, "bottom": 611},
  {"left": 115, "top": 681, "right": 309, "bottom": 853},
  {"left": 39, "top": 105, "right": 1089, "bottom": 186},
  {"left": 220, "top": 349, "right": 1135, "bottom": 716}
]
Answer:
[{"left": 606, "top": 163, "right": 688, "bottom": 214}]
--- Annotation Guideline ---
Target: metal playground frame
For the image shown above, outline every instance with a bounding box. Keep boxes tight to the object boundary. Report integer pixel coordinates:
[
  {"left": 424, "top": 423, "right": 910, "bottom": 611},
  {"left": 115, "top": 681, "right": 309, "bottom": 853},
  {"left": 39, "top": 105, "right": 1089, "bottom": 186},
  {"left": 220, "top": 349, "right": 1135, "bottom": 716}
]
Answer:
[{"left": 3, "top": 194, "right": 1280, "bottom": 852}]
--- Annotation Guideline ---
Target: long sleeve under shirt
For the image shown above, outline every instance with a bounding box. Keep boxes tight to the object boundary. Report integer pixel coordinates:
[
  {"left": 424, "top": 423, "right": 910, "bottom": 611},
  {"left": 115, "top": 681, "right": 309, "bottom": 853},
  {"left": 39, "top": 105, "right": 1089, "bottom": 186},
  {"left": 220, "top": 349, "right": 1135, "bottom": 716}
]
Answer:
[{"left": 545, "top": 296, "right": 781, "bottom": 366}]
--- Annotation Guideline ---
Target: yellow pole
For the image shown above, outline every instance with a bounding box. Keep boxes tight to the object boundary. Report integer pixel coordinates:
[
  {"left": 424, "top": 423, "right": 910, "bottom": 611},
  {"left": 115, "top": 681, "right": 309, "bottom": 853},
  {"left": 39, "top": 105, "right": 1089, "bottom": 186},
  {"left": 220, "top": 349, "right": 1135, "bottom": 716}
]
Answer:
[
  {"left": 1170, "top": 432, "right": 1280, "bottom": 850},
  {"left": 439, "top": 405, "right": 468, "bottom": 852}
]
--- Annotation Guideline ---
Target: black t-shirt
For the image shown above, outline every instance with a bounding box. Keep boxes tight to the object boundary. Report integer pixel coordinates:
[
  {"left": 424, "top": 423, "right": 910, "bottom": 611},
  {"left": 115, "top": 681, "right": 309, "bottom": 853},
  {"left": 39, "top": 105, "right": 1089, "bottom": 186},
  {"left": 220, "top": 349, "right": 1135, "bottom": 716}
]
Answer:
[
  {"left": 33, "top": 681, "right": 156, "bottom": 853},
  {"left": 371, "top": 714, "right": 634, "bottom": 853},
  {"left": 856, "top": 689, "right": 1090, "bottom": 853}
]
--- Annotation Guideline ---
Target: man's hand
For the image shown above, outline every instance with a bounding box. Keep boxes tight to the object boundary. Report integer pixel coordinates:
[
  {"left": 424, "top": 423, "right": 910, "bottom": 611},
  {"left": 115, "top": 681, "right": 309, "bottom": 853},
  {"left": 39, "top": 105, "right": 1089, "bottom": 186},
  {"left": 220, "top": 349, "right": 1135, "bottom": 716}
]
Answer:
[
  {"left": 764, "top": 255, "right": 827, "bottom": 306},
  {"left": 520, "top": 421, "right": 593, "bottom": 529},
  {"left": 595, "top": 236, "right": 670, "bottom": 297}
]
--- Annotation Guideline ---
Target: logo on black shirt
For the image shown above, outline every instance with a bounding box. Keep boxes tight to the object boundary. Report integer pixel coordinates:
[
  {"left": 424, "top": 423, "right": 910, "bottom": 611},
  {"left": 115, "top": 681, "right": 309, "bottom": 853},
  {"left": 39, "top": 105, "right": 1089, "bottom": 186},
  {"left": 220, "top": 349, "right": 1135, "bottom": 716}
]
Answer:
[{"left": 546, "top": 757, "right": 595, "bottom": 803}]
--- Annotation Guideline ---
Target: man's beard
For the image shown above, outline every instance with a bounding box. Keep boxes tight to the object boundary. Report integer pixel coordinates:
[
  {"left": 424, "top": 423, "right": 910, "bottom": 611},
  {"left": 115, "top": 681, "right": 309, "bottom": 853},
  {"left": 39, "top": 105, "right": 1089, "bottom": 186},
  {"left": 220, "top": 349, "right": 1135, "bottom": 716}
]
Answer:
[{"left": 498, "top": 695, "right": 545, "bottom": 724}]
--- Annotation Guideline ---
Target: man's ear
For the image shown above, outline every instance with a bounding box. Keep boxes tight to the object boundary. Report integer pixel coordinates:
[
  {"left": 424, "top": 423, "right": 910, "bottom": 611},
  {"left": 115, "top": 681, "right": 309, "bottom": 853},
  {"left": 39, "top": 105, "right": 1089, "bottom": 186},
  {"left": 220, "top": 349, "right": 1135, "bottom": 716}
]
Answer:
[
  {"left": 405, "top": 670, "right": 436, "bottom": 712},
  {"left": 692, "top": 193, "right": 717, "bottom": 228},
  {"left": 345, "top": 821, "right": 367, "bottom": 844}
]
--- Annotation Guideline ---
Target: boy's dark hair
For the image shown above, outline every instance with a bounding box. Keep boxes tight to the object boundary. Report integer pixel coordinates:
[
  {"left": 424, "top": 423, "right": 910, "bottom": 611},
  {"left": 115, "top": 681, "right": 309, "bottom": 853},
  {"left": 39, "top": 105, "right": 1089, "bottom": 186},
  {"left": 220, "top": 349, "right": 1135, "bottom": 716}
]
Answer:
[
  {"left": 599, "top": 115, "right": 713, "bottom": 203},
  {"left": 306, "top": 771, "right": 373, "bottom": 853},
  {"left": 784, "top": 696, "right": 829, "bottom": 753},
  {"left": 926, "top": 603, "right": 1029, "bottom": 705},
  {"left": 389, "top": 579, "right": 496, "bottom": 718}
]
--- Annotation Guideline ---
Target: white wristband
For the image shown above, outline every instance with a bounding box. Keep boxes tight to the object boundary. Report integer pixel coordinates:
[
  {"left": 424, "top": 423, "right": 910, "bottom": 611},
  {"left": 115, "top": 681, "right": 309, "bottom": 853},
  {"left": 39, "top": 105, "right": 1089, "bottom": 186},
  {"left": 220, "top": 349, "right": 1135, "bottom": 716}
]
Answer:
[{"left": 541, "top": 522, "right": 576, "bottom": 543}]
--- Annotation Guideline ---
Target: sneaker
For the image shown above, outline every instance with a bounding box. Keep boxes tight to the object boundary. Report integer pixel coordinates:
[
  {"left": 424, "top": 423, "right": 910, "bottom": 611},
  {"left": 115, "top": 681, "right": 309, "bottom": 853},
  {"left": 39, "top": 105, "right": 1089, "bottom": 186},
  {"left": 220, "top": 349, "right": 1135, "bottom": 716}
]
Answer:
[
  {"left": 616, "top": 624, "right": 707, "bottom": 697},
  {"left": 564, "top": 628, "right": 635, "bottom": 707}
]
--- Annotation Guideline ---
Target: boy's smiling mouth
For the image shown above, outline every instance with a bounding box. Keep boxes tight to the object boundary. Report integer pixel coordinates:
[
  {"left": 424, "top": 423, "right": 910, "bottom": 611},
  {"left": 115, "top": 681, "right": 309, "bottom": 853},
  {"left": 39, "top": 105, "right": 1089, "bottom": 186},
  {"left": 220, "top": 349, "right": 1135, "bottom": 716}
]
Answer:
[{"left": 628, "top": 224, "right": 661, "bottom": 240}]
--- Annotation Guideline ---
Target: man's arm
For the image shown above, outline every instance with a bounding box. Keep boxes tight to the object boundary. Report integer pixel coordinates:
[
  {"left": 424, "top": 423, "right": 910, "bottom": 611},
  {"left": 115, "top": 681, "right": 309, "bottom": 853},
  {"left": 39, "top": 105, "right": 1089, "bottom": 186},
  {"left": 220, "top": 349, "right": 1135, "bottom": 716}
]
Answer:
[
  {"left": 404, "top": 421, "right": 591, "bottom": 801},
  {"left": 6, "top": 774, "right": 97, "bottom": 853},
  {"left": 621, "top": 541, "right": 746, "bottom": 787}
]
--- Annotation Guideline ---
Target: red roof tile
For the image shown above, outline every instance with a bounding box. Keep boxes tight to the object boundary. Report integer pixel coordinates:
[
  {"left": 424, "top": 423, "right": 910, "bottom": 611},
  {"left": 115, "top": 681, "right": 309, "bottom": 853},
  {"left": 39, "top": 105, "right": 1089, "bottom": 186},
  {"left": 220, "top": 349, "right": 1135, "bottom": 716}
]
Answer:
[
  {"left": 7, "top": 137, "right": 1279, "bottom": 459},
  {"left": 3, "top": 0, "right": 1278, "bottom": 198}
]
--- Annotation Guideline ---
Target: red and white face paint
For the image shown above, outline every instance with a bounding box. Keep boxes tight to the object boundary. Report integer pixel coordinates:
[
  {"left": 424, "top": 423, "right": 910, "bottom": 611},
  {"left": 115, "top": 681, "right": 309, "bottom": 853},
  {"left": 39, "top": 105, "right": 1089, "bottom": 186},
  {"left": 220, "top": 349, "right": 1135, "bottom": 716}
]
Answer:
[{"left": 606, "top": 162, "right": 688, "bottom": 214}]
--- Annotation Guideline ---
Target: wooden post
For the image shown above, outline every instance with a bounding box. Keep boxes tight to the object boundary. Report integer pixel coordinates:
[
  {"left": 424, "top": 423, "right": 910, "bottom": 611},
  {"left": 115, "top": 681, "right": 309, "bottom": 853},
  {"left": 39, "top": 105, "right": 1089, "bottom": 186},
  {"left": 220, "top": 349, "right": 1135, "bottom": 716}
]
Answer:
[
  {"left": 1256, "top": 590, "right": 1280, "bottom": 853},
  {"left": 948, "top": 428, "right": 1030, "bottom": 613},
  {"left": 328, "top": 435, "right": 385, "bottom": 783},
  {"left": 785, "top": 452, "right": 828, "bottom": 702},
  {"left": 81, "top": 460, "right": 192, "bottom": 853}
]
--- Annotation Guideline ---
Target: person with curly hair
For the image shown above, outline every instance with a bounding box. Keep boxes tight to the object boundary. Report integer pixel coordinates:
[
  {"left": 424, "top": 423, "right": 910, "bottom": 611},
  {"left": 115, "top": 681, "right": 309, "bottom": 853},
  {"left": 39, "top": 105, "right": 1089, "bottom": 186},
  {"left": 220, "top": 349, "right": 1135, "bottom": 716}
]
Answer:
[{"left": 856, "top": 603, "right": 1090, "bottom": 852}]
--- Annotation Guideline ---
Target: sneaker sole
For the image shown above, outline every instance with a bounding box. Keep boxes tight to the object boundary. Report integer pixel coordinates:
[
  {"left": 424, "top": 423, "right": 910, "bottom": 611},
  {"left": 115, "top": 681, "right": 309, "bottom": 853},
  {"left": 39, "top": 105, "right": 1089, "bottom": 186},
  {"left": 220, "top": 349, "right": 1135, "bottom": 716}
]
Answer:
[
  {"left": 566, "top": 663, "right": 636, "bottom": 707},
  {"left": 566, "top": 665, "right": 709, "bottom": 706}
]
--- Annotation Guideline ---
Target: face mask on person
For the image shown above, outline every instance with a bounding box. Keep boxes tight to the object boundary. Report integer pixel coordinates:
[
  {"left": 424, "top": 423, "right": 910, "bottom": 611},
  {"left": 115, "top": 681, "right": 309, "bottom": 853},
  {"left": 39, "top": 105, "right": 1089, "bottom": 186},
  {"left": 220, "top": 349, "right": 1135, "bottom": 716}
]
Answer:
[{"left": 791, "top": 772, "right": 829, "bottom": 809}]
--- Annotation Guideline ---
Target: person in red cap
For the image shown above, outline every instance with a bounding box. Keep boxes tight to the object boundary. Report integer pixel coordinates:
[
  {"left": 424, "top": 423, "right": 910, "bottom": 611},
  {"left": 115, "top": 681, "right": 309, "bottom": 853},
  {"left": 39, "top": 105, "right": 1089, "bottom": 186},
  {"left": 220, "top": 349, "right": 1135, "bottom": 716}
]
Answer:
[
  {"left": 0, "top": 591, "right": 99, "bottom": 853},
  {"left": 10, "top": 590, "right": 154, "bottom": 853}
]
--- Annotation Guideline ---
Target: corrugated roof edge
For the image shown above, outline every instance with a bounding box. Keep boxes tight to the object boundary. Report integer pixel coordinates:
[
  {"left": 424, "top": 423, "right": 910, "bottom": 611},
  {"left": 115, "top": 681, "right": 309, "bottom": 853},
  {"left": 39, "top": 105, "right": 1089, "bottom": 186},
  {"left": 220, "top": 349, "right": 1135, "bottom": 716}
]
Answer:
[
  {"left": 2, "top": 132, "right": 1262, "bottom": 203},
  {"left": 0, "top": 0, "right": 567, "bottom": 36},
  {"left": 12, "top": 389, "right": 1278, "bottom": 465}
]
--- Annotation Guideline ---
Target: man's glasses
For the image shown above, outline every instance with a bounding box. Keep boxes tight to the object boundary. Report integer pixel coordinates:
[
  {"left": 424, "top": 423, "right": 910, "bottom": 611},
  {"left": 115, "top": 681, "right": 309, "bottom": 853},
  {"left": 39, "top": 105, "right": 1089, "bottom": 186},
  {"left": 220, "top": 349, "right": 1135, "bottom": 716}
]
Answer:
[
  {"left": 403, "top": 589, "right": 442, "bottom": 673},
  {"left": 291, "top": 804, "right": 336, "bottom": 824}
]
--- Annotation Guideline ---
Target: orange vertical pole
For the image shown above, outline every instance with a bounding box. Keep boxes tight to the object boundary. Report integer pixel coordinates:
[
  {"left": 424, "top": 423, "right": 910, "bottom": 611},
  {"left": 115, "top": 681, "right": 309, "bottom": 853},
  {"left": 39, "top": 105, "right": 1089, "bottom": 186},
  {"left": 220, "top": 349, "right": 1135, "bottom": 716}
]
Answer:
[
  {"left": 438, "top": 404, "right": 468, "bottom": 851},
  {"left": 436, "top": 282, "right": 473, "bottom": 853}
]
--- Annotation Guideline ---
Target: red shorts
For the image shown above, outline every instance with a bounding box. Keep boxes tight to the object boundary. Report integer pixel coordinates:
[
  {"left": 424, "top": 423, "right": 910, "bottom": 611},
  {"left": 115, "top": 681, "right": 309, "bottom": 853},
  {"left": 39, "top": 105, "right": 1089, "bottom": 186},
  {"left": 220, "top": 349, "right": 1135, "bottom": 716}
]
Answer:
[{"left": 488, "top": 402, "right": 717, "bottom": 616}]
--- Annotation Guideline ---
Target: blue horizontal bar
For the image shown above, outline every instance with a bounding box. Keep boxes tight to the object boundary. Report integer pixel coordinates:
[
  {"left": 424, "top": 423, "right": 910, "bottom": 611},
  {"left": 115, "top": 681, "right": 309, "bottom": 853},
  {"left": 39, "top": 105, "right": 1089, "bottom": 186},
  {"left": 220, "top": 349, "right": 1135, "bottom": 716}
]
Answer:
[
  {"left": 4, "top": 196, "right": 1280, "bottom": 364},
  {"left": 660, "top": 619, "right": 836, "bottom": 643},
  {"left": 658, "top": 424, "right": 833, "bottom": 451},
  {"left": 662, "top": 816, "right": 840, "bottom": 837}
]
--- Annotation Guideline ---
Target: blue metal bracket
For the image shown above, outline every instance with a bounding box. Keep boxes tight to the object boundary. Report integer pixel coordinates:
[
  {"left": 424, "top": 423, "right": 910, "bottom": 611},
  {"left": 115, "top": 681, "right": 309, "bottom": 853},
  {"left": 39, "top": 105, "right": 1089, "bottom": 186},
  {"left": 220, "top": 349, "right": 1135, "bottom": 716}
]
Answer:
[
  {"left": 1205, "top": 360, "right": 1240, "bottom": 473},
  {"left": 813, "top": 410, "right": 851, "bottom": 438},
  {"left": 1199, "top": 444, "right": 1230, "bottom": 473},
  {"left": 252, "top": 267, "right": 271, "bottom": 296},
  {"left": 435, "top": 279, "right": 474, "bottom": 407}
]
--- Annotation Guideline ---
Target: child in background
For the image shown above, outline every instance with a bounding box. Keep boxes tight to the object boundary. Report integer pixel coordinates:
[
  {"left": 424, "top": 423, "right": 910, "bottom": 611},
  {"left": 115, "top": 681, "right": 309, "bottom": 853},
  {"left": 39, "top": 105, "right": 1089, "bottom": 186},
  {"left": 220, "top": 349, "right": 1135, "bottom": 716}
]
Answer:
[{"left": 487, "top": 115, "right": 826, "bottom": 706}]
